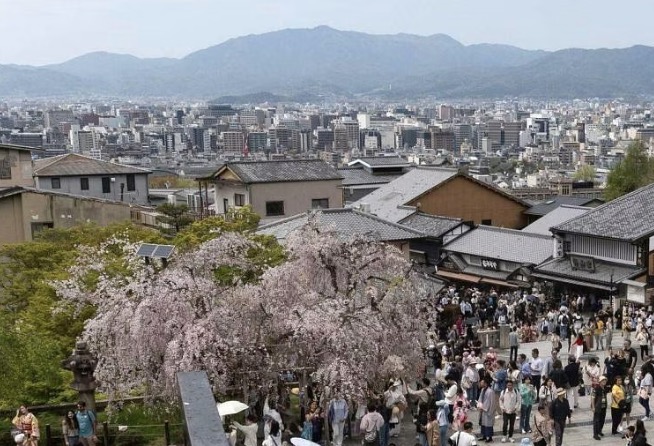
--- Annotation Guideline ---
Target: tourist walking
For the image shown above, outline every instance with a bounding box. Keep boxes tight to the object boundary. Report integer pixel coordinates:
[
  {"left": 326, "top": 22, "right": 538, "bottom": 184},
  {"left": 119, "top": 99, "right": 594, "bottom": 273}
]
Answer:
[
  {"left": 531, "top": 404, "right": 550, "bottom": 446},
  {"left": 637, "top": 327, "right": 650, "bottom": 361},
  {"left": 529, "top": 349, "right": 543, "bottom": 390},
  {"left": 13, "top": 405, "right": 39, "bottom": 446},
  {"left": 360, "top": 402, "right": 385, "bottom": 446},
  {"left": 74, "top": 402, "right": 96, "bottom": 446},
  {"left": 425, "top": 410, "right": 440, "bottom": 446},
  {"left": 448, "top": 421, "right": 478, "bottom": 446},
  {"left": 610, "top": 376, "right": 626, "bottom": 435},
  {"left": 436, "top": 400, "right": 450, "bottom": 446},
  {"left": 591, "top": 376, "right": 608, "bottom": 440},
  {"left": 231, "top": 415, "right": 259, "bottom": 446},
  {"left": 631, "top": 419, "right": 649, "bottom": 446},
  {"left": 639, "top": 368, "right": 653, "bottom": 421},
  {"left": 563, "top": 356, "right": 580, "bottom": 409},
  {"left": 62, "top": 411, "right": 80, "bottom": 446},
  {"left": 509, "top": 327, "right": 519, "bottom": 363},
  {"left": 463, "top": 360, "right": 480, "bottom": 407},
  {"left": 478, "top": 379, "right": 496, "bottom": 443},
  {"left": 499, "top": 380, "right": 521, "bottom": 443},
  {"left": 594, "top": 317, "right": 605, "bottom": 351},
  {"left": 328, "top": 393, "right": 349, "bottom": 446},
  {"left": 518, "top": 376, "right": 536, "bottom": 434},
  {"left": 583, "top": 357, "right": 602, "bottom": 400},
  {"left": 549, "top": 389, "right": 571, "bottom": 446}
]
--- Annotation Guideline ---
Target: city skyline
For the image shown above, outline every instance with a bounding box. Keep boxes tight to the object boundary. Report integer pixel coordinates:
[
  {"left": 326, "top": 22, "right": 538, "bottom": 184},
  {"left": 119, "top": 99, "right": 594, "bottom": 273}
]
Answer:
[{"left": 4, "top": 0, "right": 654, "bottom": 65}]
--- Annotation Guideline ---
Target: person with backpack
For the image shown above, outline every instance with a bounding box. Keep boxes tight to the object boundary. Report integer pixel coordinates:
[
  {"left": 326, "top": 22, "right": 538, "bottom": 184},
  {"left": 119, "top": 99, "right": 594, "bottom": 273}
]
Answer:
[
  {"left": 74, "top": 401, "right": 96, "bottom": 446},
  {"left": 360, "top": 401, "right": 384, "bottom": 446},
  {"left": 499, "top": 380, "right": 521, "bottom": 443}
]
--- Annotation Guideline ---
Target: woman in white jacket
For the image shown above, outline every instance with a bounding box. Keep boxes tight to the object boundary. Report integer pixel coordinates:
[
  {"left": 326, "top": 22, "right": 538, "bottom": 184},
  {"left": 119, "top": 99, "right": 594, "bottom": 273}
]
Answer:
[{"left": 583, "top": 357, "right": 602, "bottom": 399}]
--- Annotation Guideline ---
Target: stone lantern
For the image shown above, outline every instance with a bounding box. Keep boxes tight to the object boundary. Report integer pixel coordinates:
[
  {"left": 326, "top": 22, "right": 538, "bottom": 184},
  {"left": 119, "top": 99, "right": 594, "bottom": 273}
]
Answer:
[{"left": 62, "top": 341, "right": 100, "bottom": 411}]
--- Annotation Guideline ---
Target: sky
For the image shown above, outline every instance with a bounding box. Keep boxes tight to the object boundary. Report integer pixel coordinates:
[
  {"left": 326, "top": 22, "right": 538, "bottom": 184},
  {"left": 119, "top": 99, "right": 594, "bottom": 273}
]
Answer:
[{"left": 3, "top": 0, "right": 654, "bottom": 66}]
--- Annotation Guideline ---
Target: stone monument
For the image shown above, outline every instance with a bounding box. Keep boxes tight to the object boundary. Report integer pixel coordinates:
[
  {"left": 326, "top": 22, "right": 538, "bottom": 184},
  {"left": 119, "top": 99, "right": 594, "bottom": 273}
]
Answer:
[{"left": 62, "top": 341, "right": 99, "bottom": 411}]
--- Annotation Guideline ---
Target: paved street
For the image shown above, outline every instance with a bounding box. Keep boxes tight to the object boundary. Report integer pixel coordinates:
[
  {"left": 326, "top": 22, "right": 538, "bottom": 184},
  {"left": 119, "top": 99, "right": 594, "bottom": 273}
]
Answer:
[{"left": 346, "top": 329, "right": 648, "bottom": 446}]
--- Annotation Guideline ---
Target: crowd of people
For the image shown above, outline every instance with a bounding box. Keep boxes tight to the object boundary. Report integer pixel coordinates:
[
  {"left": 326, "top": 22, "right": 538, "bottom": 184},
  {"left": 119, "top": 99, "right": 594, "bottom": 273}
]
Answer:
[{"left": 249, "top": 286, "right": 654, "bottom": 446}]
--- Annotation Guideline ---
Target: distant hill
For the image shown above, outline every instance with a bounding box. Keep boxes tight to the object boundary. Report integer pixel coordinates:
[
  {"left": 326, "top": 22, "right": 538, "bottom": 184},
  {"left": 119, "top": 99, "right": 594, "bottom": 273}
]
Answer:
[{"left": 1, "top": 26, "right": 653, "bottom": 99}]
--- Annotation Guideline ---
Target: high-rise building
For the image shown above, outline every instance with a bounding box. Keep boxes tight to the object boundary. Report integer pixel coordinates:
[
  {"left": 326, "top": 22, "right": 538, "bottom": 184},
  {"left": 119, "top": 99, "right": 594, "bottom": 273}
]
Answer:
[
  {"left": 502, "top": 122, "right": 523, "bottom": 147},
  {"left": 222, "top": 131, "right": 245, "bottom": 153},
  {"left": 453, "top": 124, "right": 473, "bottom": 153},
  {"left": 431, "top": 128, "right": 456, "bottom": 152},
  {"left": 439, "top": 105, "right": 454, "bottom": 121},
  {"left": 247, "top": 132, "right": 268, "bottom": 152},
  {"left": 8, "top": 132, "right": 43, "bottom": 148},
  {"left": 315, "top": 127, "right": 334, "bottom": 150}
]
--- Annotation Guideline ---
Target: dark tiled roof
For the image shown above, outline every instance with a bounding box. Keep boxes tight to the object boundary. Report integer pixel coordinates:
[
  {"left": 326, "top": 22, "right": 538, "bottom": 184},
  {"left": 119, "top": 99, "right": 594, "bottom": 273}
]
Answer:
[
  {"left": 216, "top": 160, "right": 342, "bottom": 183},
  {"left": 33, "top": 154, "right": 150, "bottom": 177},
  {"left": 443, "top": 226, "right": 553, "bottom": 265},
  {"left": 552, "top": 182, "right": 654, "bottom": 241},
  {"left": 0, "top": 143, "right": 43, "bottom": 152},
  {"left": 338, "top": 167, "right": 403, "bottom": 186},
  {"left": 257, "top": 208, "right": 426, "bottom": 242},
  {"left": 534, "top": 257, "right": 645, "bottom": 285},
  {"left": 524, "top": 196, "right": 603, "bottom": 216},
  {"left": 399, "top": 213, "right": 464, "bottom": 238}
]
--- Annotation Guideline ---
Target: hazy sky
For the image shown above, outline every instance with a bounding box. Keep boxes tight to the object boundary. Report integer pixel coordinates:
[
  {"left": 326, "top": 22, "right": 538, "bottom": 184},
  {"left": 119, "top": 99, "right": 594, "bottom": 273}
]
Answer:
[{"left": 4, "top": 0, "right": 654, "bottom": 65}]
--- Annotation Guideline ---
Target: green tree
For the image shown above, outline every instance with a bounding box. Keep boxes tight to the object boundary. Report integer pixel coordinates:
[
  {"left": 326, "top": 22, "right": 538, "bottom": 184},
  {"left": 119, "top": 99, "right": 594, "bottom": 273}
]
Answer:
[
  {"left": 0, "top": 223, "right": 164, "bottom": 408},
  {"left": 156, "top": 203, "right": 195, "bottom": 234},
  {"left": 605, "top": 141, "right": 654, "bottom": 201},
  {"left": 173, "top": 206, "right": 261, "bottom": 250},
  {"left": 573, "top": 164, "right": 597, "bottom": 182}
]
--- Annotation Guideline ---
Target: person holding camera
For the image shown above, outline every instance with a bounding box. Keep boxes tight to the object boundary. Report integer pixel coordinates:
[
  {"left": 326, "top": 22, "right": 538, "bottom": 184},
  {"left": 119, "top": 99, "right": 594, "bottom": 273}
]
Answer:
[{"left": 12, "top": 405, "right": 39, "bottom": 446}]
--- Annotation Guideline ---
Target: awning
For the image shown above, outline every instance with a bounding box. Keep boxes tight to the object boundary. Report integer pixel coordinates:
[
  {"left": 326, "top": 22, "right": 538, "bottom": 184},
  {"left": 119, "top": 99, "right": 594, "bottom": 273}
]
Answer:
[
  {"left": 436, "top": 270, "right": 481, "bottom": 283},
  {"left": 531, "top": 272, "right": 612, "bottom": 291},
  {"left": 480, "top": 278, "right": 520, "bottom": 289}
]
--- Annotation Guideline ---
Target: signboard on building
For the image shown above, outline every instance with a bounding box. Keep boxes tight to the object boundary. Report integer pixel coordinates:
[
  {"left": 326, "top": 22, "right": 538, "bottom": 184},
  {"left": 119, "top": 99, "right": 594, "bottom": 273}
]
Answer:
[
  {"left": 623, "top": 279, "right": 646, "bottom": 304},
  {"left": 570, "top": 255, "right": 595, "bottom": 273},
  {"left": 481, "top": 258, "right": 500, "bottom": 271}
]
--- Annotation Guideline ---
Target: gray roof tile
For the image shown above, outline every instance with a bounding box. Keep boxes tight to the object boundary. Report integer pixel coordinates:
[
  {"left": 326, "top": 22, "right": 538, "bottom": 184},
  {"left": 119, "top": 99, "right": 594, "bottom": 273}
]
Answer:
[
  {"left": 216, "top": 159, "right": 342, "bottom": 183},
  {"left": 522, "top": 205, "right": 591, "bottom": 236},
  {"left": 338, "top": 167, "right": 403, "bottom": 186},
  {"left": 34, "top": 153, "right": 150, "bottom": 177},
  {"left": 524, "top": 196, "right": 601, "bottom": 216},
  {"left": 351, "top": 167, "right": 459, "bottom": 222},
  {"left": 552, "top": 182, "right": 654, "bottom": 241},
  {"left": 257, "top": 208, "right": 426, "bottom": 242},
  {"left": 443, "top": 226, "right": 553, "bottom": 265},
  {"left": 399, "top": 213, "right": 464, "bottom": 238}
]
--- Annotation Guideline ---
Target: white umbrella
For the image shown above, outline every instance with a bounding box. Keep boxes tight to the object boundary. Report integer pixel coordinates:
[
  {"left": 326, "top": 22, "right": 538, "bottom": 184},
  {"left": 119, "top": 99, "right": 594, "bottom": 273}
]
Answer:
[
  {"left": 217, "top": 400, "right": 249, "bottom": 416},
  {"left": 290, "top": 438, "right": 321, "bottom": 446}
]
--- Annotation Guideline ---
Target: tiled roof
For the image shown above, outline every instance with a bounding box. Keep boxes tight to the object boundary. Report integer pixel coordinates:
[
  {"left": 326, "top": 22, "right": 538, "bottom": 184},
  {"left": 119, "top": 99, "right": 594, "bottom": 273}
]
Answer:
[
  {"left": 399, "top": 213, "right": 464, "bottom": 238},
  {"left": 534, "top": 257, "right": 645, "bottom": 286},
  {"left": 348, "top": 156, "right": 411, "bottom": 168},
  {"left": 443, "top": 226, "right": 553, "bottom": 265},
  {"left": 33, "top": 153, "right": 150, "bottom": 177},
  {"left": 552, "top": 182, "right": 654, "bottom": 241},
  {"left": 0, "top": 143, "right": 43, "bottom": 152},
  {"left": 257, "top": 208, "right": 426, "bottom": 242},
  {"left": 215, "top": 159, "right": 342, "bottom": 183},
  {"left": 522, "top": 205, "right": 591, "bottom": 236},
  {"left": 523, "top": 196, "right": 600, "bottom": 216},
  {"left": 351, "top": 167, "right": 459, "bottom": 222},
  {"left": 338, "top": 168, "right": 403, "bottom": 186}
]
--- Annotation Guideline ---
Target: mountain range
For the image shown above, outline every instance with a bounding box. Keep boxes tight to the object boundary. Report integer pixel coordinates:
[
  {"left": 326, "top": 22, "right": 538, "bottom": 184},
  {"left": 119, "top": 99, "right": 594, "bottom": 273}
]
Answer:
[{"left": 2, "top": 26, "right": 654, "bottom": 100}]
